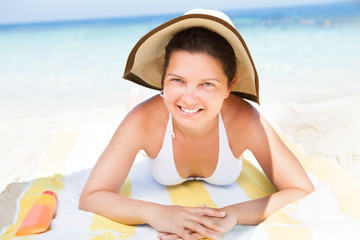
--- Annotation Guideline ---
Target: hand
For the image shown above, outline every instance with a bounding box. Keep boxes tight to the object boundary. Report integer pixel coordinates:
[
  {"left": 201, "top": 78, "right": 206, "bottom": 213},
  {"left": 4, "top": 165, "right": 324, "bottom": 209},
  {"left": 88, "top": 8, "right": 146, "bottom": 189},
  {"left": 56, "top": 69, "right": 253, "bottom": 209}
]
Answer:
[
  {"left": 157, "top": 205, "right": 237, "bottom": 240},
  {"left": 148, "top": 204, "right": 226, "bottom": 240},
  {"left": 207, "top": 206, "right": 238, "bottom": 235},
  {"left": 158, "top": 229, "right": 203, "bottom": 240}
]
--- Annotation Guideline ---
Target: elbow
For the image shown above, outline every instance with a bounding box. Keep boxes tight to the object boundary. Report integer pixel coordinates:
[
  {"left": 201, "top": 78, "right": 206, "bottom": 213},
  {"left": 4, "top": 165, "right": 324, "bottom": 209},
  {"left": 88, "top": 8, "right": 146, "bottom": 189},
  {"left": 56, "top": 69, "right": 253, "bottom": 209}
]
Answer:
[
  {"left": 304, "top": 182, "right": 316, "bottom": 195},
  {"left": 297, "top": 185, "right": 315, "bottom": 199},
  {"left": 306, "top": 186, "right": 315, "bottom": 195},
  {"left": 78, "top": 191, "right": 91, "bottom": 212},
  {"left": 295, "top": 179, "right": 315, "bottom": 197},
  {"left": 304, "top": 187, "right": 315, "bottom": 197},
  {"left": 78, "top": 195, "right": 87, "bottom": 211},
  {"left": 78, "top": 198, "right": 86, "bottom": 211}
]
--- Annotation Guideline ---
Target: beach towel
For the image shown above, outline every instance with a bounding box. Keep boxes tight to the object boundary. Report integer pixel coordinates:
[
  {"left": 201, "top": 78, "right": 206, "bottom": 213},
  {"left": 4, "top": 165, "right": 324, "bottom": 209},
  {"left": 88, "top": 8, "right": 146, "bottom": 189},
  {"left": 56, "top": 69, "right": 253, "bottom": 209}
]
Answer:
[{"left": 1, "top": 122, "right": 360, "bottom": 240}]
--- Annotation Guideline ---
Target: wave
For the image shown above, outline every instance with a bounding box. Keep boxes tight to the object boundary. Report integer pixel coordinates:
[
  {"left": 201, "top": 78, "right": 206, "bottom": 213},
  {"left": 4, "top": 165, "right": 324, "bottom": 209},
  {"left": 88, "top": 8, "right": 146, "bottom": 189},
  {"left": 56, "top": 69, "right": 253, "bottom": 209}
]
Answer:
[{"left": 1, "top": 1, "right": 359, "bottom": 30}]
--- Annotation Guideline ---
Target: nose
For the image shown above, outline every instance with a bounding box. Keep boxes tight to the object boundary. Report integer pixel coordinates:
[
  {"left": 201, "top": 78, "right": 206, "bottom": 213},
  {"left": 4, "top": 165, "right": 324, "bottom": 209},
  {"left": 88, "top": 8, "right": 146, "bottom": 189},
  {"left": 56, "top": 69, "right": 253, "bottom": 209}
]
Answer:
[{"left": 181, "top": 85, "right": 198, "bottom": 105}]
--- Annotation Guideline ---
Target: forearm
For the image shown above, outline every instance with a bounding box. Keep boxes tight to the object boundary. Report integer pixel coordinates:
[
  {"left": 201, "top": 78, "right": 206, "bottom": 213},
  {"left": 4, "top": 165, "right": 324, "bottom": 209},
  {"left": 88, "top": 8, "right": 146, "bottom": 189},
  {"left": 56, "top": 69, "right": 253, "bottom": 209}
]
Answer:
[
  {"left": 79, "top": 190, "right": 158, "bottom": 225},
  {"left": 225, "top": 188, "right": 311, "bottom": 225},
  {"left": 80, "top": 190, "right": 227, "bottom": 240}
]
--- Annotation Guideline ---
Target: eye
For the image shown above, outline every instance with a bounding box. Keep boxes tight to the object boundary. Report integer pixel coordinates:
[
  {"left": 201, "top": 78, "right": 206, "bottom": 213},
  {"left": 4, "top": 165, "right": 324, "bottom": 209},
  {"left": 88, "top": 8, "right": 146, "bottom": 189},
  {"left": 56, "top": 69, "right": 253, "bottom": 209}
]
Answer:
[
  {"left": 202, "top": 82, "right": 215, "bottom": 87},
  {"left": 171, "top": 78, "right": 183, "bottom": 83}
]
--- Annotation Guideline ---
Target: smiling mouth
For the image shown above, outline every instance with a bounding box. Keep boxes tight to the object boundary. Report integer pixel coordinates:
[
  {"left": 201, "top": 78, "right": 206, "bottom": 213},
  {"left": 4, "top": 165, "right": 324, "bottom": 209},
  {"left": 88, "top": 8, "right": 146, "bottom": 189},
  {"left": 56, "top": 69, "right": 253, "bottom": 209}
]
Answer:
[{"left": 179, "top": 106, "right": 202, "bottom": 114}]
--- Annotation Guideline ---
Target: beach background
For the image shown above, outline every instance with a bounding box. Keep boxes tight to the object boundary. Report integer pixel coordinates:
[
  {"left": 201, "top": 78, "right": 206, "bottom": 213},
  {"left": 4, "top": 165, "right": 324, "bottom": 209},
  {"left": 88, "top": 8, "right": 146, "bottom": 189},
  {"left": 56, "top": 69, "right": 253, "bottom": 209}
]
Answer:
[{"left": 1, "top": 0, "right": 360, "bottom": 230}]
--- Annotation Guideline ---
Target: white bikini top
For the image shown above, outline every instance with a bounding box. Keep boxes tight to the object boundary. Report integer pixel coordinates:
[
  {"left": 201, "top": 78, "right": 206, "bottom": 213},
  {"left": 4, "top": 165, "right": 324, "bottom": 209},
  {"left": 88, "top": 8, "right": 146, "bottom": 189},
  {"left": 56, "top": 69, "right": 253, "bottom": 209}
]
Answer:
[{"left": 150, "top": 113, "right": 243, "bottom": 186}]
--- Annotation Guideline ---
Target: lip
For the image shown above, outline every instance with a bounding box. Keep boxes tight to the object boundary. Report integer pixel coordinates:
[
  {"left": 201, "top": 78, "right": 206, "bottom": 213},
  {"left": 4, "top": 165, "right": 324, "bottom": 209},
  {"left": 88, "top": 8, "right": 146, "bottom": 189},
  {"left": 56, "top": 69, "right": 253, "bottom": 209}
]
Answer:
[{"left": 178, "top": 105, "right": 203, "bottom": 116}]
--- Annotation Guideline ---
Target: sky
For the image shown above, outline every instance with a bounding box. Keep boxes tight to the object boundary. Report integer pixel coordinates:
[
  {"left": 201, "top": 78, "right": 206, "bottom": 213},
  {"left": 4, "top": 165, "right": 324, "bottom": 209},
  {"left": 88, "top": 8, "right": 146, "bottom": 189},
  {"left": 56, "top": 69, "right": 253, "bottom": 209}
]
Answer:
[{"left": 0, "top": 0, "right": 351, "bottom": 25}]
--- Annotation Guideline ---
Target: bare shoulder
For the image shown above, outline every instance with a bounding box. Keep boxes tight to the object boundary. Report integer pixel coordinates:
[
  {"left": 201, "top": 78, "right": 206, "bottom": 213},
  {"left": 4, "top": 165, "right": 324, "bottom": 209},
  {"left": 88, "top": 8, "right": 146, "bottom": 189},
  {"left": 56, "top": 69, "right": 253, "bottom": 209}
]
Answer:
[
  {"left": 222, "top": 94, "right": 260, "bottom": 132},
  {"left": 124, "top": 95, "right": 167, "bottom": 128},
  {"left": 121, "top": 95, "right": 168, "bottom": 156},
  {"left": 221, "top": 94, "right": 262, "bottom": 156}
]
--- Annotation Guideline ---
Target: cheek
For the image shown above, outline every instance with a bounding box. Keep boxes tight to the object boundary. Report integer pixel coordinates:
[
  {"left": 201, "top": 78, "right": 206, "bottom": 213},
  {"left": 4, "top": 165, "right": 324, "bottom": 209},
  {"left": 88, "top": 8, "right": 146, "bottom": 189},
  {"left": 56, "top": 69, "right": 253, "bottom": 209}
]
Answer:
[
  {"left": 198, "top": 88, "right": 226, "bottom": 100},
  {"left": 163, "top": 85, "right": 183, "bottom": 108},
  {"left": 197, "top": 90, "right": 226, "bottom": 110},
  {"left": 163, "top": 85, "right": 180, "bottom": 100}
]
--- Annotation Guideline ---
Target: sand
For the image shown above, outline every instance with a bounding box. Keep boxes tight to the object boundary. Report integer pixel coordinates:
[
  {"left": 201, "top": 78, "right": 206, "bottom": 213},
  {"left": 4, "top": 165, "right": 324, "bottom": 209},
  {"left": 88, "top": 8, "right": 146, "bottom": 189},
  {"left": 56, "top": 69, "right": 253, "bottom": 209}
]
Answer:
[
  {"left": 261, "top": 96, "right": 360, "bottom": 179},
  {"left": 1, "top": 95, "right": 360, "bottom": 230}
]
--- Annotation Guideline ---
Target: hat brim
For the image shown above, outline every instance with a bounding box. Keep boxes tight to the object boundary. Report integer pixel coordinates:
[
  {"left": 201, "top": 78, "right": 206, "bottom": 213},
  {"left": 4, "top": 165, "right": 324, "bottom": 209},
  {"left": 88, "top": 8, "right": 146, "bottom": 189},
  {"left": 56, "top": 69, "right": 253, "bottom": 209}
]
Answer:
[{"left": 123, "top": 13, "right": 260, "bottom": 104}]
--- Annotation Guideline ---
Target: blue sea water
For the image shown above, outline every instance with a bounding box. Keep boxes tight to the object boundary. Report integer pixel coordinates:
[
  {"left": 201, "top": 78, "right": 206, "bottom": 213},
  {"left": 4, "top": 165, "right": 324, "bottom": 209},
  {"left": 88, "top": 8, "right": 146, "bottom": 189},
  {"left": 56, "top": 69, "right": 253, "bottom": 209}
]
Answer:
[{"left": 0, "top": 1, "right": 360, "bottom": 117}]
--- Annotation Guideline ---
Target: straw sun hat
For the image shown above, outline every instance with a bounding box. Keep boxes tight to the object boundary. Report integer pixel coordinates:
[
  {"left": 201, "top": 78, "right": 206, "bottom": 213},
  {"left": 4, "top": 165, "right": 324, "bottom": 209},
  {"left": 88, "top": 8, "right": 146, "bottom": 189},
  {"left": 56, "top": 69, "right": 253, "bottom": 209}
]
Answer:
[{"left": 123, "top": 9, "right": 260, "bottom": 104}]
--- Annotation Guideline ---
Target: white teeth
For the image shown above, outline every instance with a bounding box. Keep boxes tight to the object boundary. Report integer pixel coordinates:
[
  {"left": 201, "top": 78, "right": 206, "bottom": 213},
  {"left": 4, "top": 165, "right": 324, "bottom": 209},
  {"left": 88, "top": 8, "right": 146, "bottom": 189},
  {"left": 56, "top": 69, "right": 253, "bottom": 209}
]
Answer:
[{"left": 181, "top": 107, "right": 199, "bottom": 113}]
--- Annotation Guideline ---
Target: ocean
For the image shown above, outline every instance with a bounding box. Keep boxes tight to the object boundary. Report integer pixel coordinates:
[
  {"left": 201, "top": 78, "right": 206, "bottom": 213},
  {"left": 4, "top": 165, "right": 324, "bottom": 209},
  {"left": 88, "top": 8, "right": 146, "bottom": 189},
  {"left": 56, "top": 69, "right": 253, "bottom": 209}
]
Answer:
[{"left": 0, "top": 1, "right": 360, "bottom": 118}]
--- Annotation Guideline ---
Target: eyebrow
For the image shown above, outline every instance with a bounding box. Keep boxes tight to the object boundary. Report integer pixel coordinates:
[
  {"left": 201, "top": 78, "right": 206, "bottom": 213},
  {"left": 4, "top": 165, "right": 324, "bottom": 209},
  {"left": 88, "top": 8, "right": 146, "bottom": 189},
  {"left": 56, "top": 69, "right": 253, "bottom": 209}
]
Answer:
[
  {"left": 166, "top": 73, "right": 221, "bottom": 83},
  {"left": 166, "top": 73, "right": 183, "bottom": 78}
]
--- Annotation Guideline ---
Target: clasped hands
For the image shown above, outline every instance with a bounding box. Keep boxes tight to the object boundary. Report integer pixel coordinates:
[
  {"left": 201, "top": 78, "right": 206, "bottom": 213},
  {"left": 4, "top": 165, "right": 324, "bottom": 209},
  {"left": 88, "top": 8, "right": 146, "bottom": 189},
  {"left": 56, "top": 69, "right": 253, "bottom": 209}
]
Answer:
[{"left": 150, "top": 204, "right": 237, "bottom": 240}]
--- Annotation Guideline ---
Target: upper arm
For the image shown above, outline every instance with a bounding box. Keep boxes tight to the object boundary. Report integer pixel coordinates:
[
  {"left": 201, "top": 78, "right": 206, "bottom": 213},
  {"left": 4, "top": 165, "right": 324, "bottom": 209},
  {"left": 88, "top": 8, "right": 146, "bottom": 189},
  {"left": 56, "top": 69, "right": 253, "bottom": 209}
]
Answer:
[
  {"left": 81, "top": 105, "right": 149, "bottom": 197},
  {"left": 245, "top": 107, "right": 314, "bottom": 193}
]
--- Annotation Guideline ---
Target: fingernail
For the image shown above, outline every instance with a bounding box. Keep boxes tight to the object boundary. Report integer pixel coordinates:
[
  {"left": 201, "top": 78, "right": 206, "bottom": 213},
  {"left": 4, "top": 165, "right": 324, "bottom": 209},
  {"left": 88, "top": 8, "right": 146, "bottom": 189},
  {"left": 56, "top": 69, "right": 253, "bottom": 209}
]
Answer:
[
  {"left": 220, "top": 211, "right": 226, "bottom": 216},
  {"left": 211, "top": 234, "right": 218, "bottom": 239},
  {"left": 218, "top": 226, "right": 224, "bottom": 232}
]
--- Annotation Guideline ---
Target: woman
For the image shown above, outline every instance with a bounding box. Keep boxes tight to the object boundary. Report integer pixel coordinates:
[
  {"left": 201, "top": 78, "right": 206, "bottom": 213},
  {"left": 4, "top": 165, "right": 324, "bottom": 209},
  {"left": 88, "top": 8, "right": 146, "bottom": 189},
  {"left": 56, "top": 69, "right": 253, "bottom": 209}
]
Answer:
[{"left": 79, "top": 9, "right": 314, "bottom": 240}]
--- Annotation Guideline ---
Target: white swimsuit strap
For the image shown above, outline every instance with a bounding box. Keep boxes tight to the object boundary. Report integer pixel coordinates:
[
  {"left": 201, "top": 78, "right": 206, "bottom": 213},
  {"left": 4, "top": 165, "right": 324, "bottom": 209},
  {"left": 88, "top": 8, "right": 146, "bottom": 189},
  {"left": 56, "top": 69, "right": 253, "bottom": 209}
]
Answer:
[{"left": 151, "top": 112, "right": 242, "bottom": 186}]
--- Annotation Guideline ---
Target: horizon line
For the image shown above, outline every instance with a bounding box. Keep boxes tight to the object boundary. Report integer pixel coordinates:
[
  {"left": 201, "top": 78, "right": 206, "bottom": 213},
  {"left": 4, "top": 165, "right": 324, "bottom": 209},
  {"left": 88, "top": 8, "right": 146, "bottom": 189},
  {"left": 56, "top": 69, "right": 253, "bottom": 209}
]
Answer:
[{"left": 0, "top": 1, "right": 357, "bottom": 28}]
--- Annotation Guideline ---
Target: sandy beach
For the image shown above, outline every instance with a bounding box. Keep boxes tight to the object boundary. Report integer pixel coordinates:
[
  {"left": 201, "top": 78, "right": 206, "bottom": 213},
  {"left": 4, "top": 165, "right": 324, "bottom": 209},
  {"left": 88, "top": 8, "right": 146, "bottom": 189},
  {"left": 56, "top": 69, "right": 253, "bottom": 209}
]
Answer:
[
  {"left": 1, "top": 1, "right": 360, "bottom": 233},
  {"left": 1, "top": 94, "right": 360, "bottom": 230}
]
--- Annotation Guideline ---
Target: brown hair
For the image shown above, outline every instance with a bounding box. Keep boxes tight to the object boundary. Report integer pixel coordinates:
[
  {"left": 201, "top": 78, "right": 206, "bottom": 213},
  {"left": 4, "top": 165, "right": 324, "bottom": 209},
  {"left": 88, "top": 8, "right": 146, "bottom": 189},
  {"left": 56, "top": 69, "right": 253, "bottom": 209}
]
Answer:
[{"left": 161, "top": 27, "right": 237, "bottom": 88}]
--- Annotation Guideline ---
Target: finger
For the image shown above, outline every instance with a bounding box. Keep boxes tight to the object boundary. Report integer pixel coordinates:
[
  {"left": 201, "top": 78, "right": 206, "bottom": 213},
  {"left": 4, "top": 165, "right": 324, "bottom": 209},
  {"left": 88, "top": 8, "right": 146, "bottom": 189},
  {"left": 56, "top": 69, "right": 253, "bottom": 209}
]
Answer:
[
  {"left": 158, "top": 232, "right": 182, "bottom": 240},
  {"left": 186, "top": 214, "right": 224, "bottom": 233},
  {"left": 190, "top": 232, "right": 204, "bottom": 240},
  {"left": 158, "top": 232, "right": 166, "bottom": 239},
  {"left": 158, "top": 232, "right": 171, "bottom": 240},
  {"left": 185, "top": 221, "right": 218, "bottom": 240},
  {"left": 204, "top": 219, "right": 224, "bottom": 233},
  {"left": 177, "top": 228, "right": 193, "bottom": 240},
  {"left": 187, "top": 206, "right": 226, "bottom": 218},
  {"left": 184, "top": 229, "right": 207, "bottom": 240}
]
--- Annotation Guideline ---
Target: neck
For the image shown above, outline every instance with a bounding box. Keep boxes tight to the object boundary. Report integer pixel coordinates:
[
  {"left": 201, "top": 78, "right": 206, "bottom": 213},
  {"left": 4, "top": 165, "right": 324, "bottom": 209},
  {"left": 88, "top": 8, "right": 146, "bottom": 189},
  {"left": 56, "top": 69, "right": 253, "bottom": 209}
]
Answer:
[{"left": 172, "top": 114, "right": 219, "bottom": 139}]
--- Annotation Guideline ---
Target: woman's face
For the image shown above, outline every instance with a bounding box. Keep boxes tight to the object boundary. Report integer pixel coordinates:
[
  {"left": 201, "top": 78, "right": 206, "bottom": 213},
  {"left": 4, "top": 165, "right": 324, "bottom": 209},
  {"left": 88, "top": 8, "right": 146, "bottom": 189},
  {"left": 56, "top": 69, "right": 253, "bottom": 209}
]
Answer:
[{"left": 163, "top": 50, "right": 231, "bottom": 129}]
